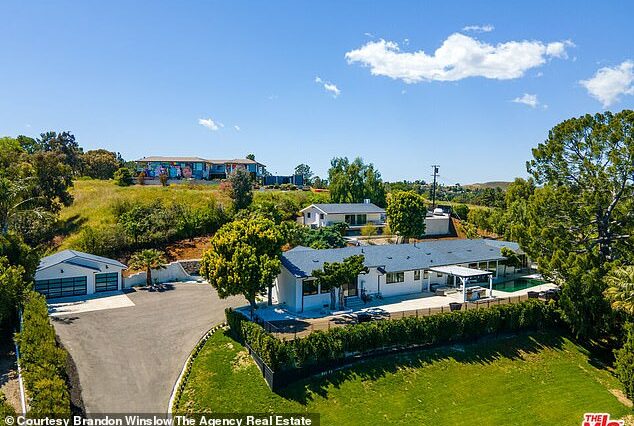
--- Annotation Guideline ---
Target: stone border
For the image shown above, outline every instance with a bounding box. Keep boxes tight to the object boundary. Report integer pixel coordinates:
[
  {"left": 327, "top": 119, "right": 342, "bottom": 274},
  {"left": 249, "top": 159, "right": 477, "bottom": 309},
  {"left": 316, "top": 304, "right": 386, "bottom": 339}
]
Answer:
[{"left": 167, "top": 322, "right": 226, "bottom": 414}]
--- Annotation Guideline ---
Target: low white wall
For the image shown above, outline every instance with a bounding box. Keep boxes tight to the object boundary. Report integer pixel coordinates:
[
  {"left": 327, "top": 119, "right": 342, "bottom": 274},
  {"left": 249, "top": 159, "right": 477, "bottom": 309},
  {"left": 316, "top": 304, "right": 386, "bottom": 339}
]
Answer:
[{"left": 124, "top": 261, "right": 194, "bottom": 287}]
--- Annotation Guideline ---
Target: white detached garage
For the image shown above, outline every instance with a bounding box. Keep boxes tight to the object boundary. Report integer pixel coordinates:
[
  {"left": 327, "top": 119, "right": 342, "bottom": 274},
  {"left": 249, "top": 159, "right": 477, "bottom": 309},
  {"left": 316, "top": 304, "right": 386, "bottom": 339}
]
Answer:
[{"left": 35, "top": 250, "right": 127, "bottom": 299}]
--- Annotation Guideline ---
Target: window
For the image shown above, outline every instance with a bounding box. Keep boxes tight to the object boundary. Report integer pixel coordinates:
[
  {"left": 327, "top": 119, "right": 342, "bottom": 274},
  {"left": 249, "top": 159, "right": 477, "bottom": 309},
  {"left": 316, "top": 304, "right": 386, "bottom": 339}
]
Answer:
[
  {"left": 356, "top": 214, "right": 367, "bottom": 225},
  {"left": 302, "top": 280, "right": 318, "bottom": 296},
  {"left": 320, "top": 284, "right": 330, "bottom": 294},
  {"left": 307, "top": 212, "right": 311, "bottom": 218},
  {"left": 320, "top": 213, "right": 324, "bottom": 220},
  {"left": 386, "top": 272, "right": 404, "bottom": 284},
  {"left": 414, "top": 270, "right": 421, "bottom": 280},
  {"left": 95, "top": 273, "right": 119, "bottom": 292},
  {"left": 437, "top": 272, "right": 443, "bottom": 277},
  {"left": 423, "top": 270, "right": 429, "bottom": 279},
  {"left": 35, "top": 276, "right": 87, "bottom": 299}
]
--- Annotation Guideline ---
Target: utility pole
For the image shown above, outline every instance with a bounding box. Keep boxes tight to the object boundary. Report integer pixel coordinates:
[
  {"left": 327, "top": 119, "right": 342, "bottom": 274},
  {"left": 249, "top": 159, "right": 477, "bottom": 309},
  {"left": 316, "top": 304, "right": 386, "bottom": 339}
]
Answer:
[{"left": 431, "top": 165, "right": 440, "bottom": 209}]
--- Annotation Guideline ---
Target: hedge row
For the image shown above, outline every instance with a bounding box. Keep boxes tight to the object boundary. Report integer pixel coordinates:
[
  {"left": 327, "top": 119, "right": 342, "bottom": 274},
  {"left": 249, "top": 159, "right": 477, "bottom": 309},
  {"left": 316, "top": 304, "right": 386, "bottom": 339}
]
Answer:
[
  {"left": 15, "top": 291, "right": 70, "bottom": 416},
  {"left": 226, "top": 300, "right": 560, "bottom": 371}
]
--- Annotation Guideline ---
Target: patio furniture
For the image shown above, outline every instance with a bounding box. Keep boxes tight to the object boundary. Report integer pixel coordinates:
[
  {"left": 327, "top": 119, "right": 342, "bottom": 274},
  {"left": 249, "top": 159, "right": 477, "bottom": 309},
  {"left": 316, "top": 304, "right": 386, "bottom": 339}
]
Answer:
[
  {"left": 527, "top": 291, "right": 540, "bottom": 299},
  {"left": 449, "top": 302, "right": 462, "bottom": 311},
  {"left": 356, "top": 312, "right": 373, "bottom": 323},
  {"left": 435, "top": 287, "right": 458, "bottom": 296}
]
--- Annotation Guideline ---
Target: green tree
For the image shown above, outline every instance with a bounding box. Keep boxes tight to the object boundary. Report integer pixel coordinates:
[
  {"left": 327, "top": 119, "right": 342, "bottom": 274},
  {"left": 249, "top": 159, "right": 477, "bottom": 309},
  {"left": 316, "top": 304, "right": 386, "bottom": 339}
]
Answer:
[
  {"left": 113, "top": 167, "right": 133, "bottom": 186},
  {"left": 313, "top": 255, "right": 368, "bottom": 310},
  {"left": 328, "top": 157, "right": 386, "bottom": 207},
  {"left": 500, "top": 246, "right": 522, "bottom": 277},
  {"left": 615, "top": 323, "right": 634, "bottom": 399},
  {"left": 36, "top": 131, "right": 84, "bottom": 175},
  {"left": 159, "top": 172, "right": 169, "bottom": 187},
  {"left": 129, "top": 249, "right": 167, "bottom": 287},
  {"left": 604, "top": 266, "right": 634, "bottom": 316},
  {"left": 0, "top": 138, "right": 73, "bottom": 239},
  {"left": 200, "top": 215, "right": 283, "bottom": 311},
  {"left": 504, "top": 177, "right": 535, "bottom": 208},
  {"left": 0, "top": 257, "right": 29, "bottom": 329},
  {"left": 523, "top": 110, "right": 634, "bottom": 338},
  {"left": 246, "top": 153, "right": 256, "bottom": 161},
  {"left": 452, "top": 203, "right": 469, "bottom": 220},
  {"left": 228, "top": 169, "right": 253, "bottom": 211},
  {"left": 386, "top": 191, "right": 427, "bottom": 243},
  {"left": 294, "top": 163, "right": 314, "bottom": 186},
  {"left": 82, "top": 149, "right": 122, "bottom": 179}
]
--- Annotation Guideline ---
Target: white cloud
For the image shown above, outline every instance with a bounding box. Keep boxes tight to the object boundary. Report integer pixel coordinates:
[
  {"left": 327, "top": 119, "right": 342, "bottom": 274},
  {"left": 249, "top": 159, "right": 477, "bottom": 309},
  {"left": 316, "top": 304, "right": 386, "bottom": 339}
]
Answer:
[
  {"left": 462, "top": 24, "right": 495, "bottom": 33},
  {"left": 234, "top": 125, "right": 241, "bottom": 131},
  {"left": 345, "top": 33, "right": 572, "bottom": 83},
  {"left": 198, "top": 118, "right": 222, "bottom": 130},
  {"left": 580, "top": 60, "right": 634, "bottom": 107},
  {"left": 364, "top": 32, "right": 375, "bottom": 38},
  {"left": 512, "top": 93, "right": 539, "bottom": 108},
  {"left": 315, "top": 76, "right": 341, "bottom": 97}
]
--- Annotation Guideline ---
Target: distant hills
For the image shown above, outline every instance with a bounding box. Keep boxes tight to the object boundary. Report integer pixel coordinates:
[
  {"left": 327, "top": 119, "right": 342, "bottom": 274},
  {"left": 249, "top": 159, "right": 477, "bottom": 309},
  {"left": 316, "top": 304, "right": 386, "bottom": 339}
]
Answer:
[{"left": 464, "top": 181, "right": 512, "bottom": 190}]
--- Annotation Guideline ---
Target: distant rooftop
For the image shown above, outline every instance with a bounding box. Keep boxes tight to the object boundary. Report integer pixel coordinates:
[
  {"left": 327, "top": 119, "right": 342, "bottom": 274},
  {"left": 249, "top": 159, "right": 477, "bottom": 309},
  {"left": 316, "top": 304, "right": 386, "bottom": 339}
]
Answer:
[
  {"left": 281, "top": 239, "right": 522, "bottom": 277},
  {"left": 136, "top": 156, "right": 265, "bottom": 166},
  {"left": 303, "top": 203, "right": 386, "bottom": 214}
]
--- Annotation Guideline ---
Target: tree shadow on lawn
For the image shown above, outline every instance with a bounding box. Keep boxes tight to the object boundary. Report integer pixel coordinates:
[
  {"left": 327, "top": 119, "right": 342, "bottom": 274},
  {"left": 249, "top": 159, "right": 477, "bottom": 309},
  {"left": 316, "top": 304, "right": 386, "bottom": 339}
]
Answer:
[{"left": 278, "top": 331, "right": 568, "bottom": 405}]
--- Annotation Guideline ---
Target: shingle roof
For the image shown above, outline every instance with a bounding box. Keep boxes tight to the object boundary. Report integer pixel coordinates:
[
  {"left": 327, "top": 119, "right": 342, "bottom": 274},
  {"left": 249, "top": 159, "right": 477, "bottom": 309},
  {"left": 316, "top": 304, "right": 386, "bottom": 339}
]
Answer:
[
  {"left": 281, "top": 239, "right": 522, "bottom": 277},
  {"left": 136, "top": 156, "right": 266, "bottom": 167},
  {"left": 136, "top": 156, "right": 209, "bottom": 163},
  {"left": 37, "top": 250, "right": 127, "bottom": 272},
  {"left": 304, "top": 203, "right": 386, "bottom": 214}
]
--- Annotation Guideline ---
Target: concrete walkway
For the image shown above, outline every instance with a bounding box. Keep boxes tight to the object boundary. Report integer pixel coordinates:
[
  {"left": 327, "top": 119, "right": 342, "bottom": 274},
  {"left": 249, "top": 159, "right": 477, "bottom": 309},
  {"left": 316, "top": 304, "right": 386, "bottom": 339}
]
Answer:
[{"left": 52, "top": 283, "right": 242, "bottom": 414}]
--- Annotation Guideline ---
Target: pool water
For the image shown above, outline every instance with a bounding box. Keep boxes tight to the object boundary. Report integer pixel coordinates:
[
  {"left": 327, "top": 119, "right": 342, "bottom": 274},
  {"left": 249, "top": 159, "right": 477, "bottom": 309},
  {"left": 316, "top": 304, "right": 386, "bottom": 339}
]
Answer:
[{"left": 494, "top": 278, "right": 545, "bottom": 292}]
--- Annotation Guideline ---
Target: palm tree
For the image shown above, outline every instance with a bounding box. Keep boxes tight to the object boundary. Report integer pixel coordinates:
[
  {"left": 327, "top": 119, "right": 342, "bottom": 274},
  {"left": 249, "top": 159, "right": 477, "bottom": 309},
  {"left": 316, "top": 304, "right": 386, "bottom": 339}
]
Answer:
[
  {"left": 605, "top": 266, "right": 634, "bottom": 316},
  {"left": 129, "top": 249, "right": 167, "bottom": 288}
]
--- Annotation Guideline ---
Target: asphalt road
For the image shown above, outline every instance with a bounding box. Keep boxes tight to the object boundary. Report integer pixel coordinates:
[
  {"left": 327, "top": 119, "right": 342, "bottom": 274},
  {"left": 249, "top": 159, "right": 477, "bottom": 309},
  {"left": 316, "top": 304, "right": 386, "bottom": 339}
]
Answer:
[{"left": 52, "top": 283, "right": 243, "bottom": 414}]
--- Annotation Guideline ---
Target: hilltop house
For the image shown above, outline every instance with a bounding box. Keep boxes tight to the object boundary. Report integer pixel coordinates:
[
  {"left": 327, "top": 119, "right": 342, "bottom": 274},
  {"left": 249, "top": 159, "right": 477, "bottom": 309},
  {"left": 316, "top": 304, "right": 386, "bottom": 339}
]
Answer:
[
  {"left": 34, "top": 250, "right": 127, "bottom": 299},
  {"left": 272, "top": 239, "right": 527, "bottom": 312},
  {"left": 135, "top": 156, "right": 267, "bottom": 180},
  {"left": 299, "top": 202, "right": 452, "bottom": 237},
  {"left": 300, "top": 202, "right": 387, "bottom": 234}
]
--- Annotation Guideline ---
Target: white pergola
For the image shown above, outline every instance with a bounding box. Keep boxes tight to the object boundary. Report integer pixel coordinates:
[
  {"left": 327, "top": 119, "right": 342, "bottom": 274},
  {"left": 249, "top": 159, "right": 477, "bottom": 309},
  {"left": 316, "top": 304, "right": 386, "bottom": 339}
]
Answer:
[{"left": 428, "top": 265, "right": 493, "bottom": 302}]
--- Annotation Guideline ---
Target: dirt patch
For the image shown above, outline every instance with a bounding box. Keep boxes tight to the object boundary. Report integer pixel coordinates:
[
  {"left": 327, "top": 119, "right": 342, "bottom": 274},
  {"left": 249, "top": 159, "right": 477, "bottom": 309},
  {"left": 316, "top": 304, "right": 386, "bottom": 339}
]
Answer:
[
  {"left": 610, "top": 388, "right": 633, "bottom": 408},
  {"left": 231, "top": 350, "right": 252, "bottom": 372},
  {"left": 0, "top": 330, "right": 21, "bottom": 413},
  {"left": 165, "top": 237, "right": 211, "bottom": 262}
]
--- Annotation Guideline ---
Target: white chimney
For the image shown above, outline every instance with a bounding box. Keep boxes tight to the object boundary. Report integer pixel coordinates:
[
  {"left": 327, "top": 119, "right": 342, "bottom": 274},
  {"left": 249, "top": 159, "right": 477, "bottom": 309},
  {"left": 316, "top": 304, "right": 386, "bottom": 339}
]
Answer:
[{"left": 364, "top": 198, "right": 371, "bottom": 204}]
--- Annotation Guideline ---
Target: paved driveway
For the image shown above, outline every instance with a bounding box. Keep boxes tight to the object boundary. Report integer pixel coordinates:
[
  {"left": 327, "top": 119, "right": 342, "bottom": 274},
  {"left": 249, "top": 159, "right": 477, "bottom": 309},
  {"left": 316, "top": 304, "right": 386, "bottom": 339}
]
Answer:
[{"left": 52, "top": 283, "right": 242, "bottom": 414}]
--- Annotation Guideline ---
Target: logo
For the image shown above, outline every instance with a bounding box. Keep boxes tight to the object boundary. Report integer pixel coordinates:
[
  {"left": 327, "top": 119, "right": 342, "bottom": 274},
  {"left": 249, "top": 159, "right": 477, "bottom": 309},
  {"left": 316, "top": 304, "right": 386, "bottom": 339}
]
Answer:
[{"left": 582, "top": 413, "right": 624, "bottom": 426}]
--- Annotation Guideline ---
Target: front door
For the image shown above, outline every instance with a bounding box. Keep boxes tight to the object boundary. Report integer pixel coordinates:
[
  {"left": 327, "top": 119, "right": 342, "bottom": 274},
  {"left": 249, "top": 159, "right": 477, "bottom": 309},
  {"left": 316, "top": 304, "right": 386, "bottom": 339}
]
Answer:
[{"left": 342, "top": 279, "right": 358, "bottom": 297}]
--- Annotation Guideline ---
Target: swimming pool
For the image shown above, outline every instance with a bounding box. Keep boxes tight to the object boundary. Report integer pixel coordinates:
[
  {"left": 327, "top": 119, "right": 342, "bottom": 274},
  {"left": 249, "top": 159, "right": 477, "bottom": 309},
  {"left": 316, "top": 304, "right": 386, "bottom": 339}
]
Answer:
[{"left": 494, "top": 278, "right": 545, "bottom": 292}]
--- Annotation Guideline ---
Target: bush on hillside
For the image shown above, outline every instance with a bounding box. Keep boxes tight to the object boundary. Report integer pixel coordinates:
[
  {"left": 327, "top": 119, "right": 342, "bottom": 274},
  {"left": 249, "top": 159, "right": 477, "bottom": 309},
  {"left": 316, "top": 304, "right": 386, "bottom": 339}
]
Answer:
[
  {"left": 226, "top": 300, "right": 560, "bottom": 372},
  {"left": 113, "top": 167, "right": 133, "bottom": 187},
  {"left": 15, "top": 291, "right": 70, "bottom": 416}
]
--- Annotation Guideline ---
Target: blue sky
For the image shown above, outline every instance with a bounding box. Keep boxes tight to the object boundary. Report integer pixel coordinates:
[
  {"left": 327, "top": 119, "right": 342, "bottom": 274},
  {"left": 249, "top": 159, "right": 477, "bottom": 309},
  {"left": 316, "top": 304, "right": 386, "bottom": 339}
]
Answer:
[{"left": 1, "top": 1, "right": 633, "bottom": 184}]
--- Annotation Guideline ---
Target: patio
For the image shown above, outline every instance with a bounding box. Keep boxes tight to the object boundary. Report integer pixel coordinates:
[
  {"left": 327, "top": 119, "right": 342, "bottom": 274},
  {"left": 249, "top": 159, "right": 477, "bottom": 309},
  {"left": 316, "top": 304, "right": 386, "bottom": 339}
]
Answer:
[{"left": 246, "top": 277, "right": 558, "bottom": 338}]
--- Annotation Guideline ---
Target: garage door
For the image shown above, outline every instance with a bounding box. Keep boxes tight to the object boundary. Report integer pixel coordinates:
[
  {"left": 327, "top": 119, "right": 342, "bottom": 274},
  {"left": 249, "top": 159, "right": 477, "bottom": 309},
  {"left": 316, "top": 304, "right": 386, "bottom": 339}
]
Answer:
[
  {"left": 35, "top": 276, "right": 88, "bottom": 299},
  {"left": 95, "top": 272, "right": 119, "bottom": 292}
]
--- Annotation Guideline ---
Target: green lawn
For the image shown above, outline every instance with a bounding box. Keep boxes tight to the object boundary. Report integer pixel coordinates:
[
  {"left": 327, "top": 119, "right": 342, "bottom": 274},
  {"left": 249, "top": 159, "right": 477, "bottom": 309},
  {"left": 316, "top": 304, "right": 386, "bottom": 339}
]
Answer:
[{"left": 176, "top": 330, "right": 631, "bottom": 425}]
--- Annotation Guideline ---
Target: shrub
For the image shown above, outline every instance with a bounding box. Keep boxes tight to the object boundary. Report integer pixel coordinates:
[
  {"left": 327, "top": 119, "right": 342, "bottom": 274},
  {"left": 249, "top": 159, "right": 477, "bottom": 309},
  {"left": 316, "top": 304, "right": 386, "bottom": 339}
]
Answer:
[
  {"left": 0, "top": 393, "right": 15, "bottom": 417},
  {"left": 74, "top": 224, "right": 128, "bottom": 258},
  {"left": 159, "top": 173, "right": 169, "bottom": 187},
  {"left": 615, "top": 323, "right": 634, "bottom": 399},
  {"left": 452, "top": 204, "right": 469, "bottom": 220},
  {"left": 360, "top": 223, "right": 377, "bottom": 237},
  {"left": 15, "top": 291, "right": 70, "bottom": 416},
  {"left": 137, "top": 171, "right": 146, "bottom": 185},
  {"left": 113, "top": 167, "right": 133, "bottom": 186},
  {"left": 226, "top": 300, "right": 559, "bottom": 372}
]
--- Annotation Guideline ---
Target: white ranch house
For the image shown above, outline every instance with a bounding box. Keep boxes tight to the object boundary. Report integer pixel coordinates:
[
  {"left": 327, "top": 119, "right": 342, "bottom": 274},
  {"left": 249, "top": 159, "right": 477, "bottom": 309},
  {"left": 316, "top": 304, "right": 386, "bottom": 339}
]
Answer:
[
  {"left": 272, "top": 239, "right": 527, "bottom": 313},
  {"left": 299, "top": 202, "right": 451, "bottom": 237}
]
